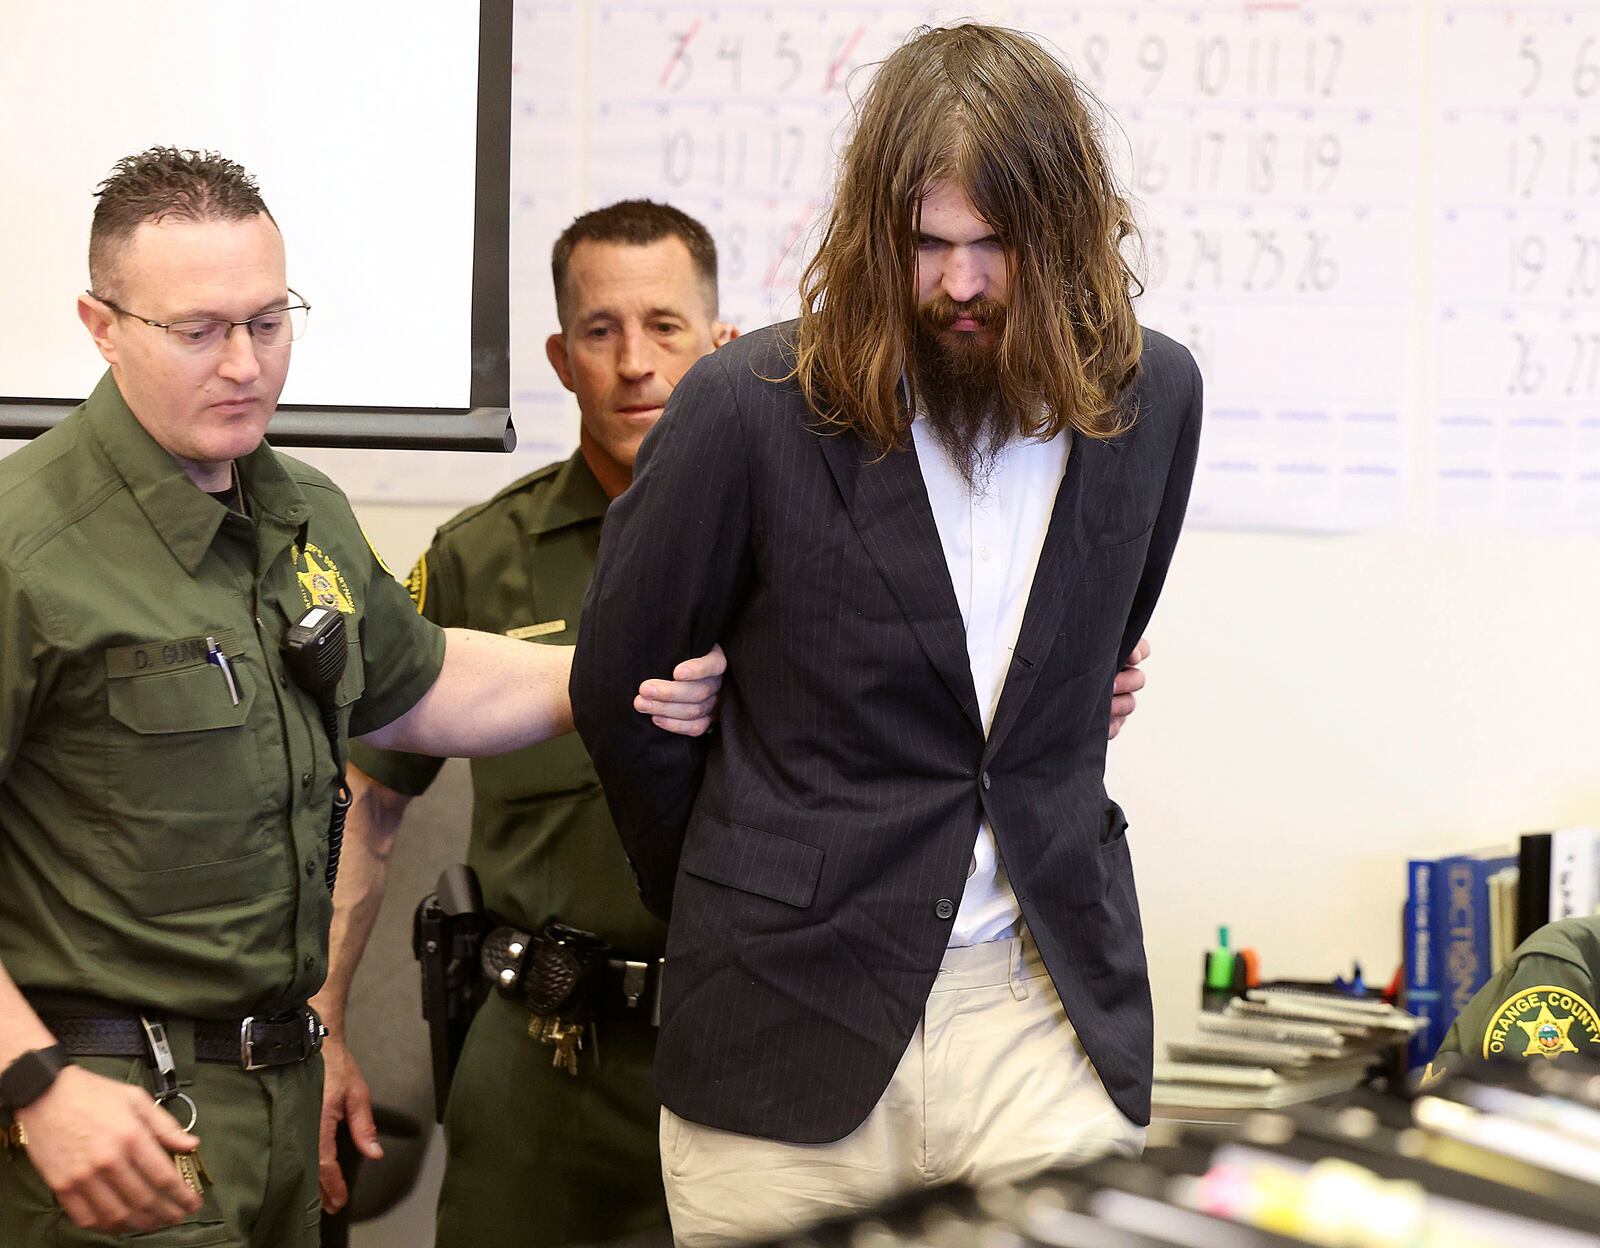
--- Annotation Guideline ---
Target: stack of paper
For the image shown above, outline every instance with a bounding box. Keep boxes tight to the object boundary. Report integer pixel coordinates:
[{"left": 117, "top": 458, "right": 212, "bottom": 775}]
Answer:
[{"left": 1154, "top": 988, "right": 1425, "bottom": 1112}]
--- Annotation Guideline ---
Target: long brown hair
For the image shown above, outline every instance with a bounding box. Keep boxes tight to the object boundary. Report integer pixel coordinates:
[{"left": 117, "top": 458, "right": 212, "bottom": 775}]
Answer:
[{"left": 793, "top": 24, "right": 1142, "bottom": 452}]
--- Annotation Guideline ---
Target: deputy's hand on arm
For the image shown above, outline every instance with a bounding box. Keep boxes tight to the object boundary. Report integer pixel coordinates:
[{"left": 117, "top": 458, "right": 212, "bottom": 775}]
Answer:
[
  {"left": 358, "top": 633, "right": 726, "bottom": 757},
  {"left": 1108, "top": 637, "right": 1150, "bottom": 740},
  {"left": 634, "top": 643, "right": 726, "bottom": 734}
]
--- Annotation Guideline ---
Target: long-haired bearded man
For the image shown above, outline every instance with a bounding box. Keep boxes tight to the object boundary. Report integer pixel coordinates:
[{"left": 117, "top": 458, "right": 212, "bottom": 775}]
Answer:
[{"left": 572, "top": 23, "right": 1203, "bottom": 1245}]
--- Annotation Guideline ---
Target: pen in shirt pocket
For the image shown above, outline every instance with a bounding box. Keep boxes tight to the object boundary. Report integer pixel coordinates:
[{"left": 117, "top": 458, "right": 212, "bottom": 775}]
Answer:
[{"left": 206, "top": 635, "right": 241, "bottom": 706}]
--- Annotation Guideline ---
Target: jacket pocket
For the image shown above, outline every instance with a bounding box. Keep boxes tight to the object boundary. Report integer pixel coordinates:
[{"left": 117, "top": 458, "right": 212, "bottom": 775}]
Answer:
[{"left": 680, "top": 816, "right": 825, "bottom": 909}]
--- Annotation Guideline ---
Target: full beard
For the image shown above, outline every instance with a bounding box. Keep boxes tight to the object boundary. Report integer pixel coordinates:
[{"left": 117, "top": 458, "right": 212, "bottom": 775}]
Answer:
[{"left": 911, "top": 295, "right": 1019, "bottom": 495}]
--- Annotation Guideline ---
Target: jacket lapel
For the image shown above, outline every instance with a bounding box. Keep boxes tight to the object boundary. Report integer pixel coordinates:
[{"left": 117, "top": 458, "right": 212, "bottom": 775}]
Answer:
[
  {"left": 984, "top": 433, "right": 1124, "bottom": 760},
  {"left": 816, "top": 431, "right": 983, "bottom": 733}
]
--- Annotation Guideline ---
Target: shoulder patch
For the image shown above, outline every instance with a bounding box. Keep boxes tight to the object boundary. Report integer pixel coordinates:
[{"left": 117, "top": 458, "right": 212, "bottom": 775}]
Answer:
[
  {"left": 404, "top": 553, "right": 428, "bottom": 615},
  {"left": 1482, "top": 984, "right": 1600, "bottom": 1061}
]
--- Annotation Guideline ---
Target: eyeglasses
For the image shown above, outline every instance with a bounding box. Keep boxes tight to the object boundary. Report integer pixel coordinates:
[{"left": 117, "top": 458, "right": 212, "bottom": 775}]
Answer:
[{"left": 90, "top": 290, "right": 311, "bottom": 356}]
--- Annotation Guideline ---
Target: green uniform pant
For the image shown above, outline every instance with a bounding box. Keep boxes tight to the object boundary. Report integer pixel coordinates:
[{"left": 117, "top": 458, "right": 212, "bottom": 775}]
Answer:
[
  {"left": 0, "top": 1045, "right": 321, "bottom": 1247},
  {"left": 436, "top": 991, "right": 666, "bottom": 1248}
]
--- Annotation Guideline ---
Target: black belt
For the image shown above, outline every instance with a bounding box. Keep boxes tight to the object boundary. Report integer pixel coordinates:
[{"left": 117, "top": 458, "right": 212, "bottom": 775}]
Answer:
[
  {"left": 28, "top": 995, "right": 324, "bottom": 1072},
  {"left": 482, "top": 926, "right": 663, "bottom": 1026}
]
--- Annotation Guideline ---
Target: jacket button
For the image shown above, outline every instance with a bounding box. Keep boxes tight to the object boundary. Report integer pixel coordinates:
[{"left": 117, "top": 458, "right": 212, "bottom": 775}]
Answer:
[
  {"left": 304, "top": 858, "right": 317, "bottom": 878},
  {"left": 935, "top": 898, "right": 955, "bottom": 920},
  {"left": 981, "top": 771, "right": 992, "bottom": 791}
]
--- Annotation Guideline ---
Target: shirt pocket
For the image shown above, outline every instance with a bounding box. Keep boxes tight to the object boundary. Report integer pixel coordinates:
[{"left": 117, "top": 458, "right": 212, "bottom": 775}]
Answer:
[
  {"left": 335, "top": 633, "right": 366, "bottom": 737},
  {"left": 99, "top": 646, "right": 273, "bottom": 903}
]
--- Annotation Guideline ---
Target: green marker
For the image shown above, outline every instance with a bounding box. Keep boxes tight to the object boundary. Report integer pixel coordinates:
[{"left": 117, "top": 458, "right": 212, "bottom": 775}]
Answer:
[{"left": 1206, "top": 924, "right": 1234, "bottom": 991}]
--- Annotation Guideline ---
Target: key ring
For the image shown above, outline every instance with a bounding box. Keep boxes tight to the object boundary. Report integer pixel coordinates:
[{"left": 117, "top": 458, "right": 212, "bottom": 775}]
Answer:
[{"left": 155, "top": 1090, "right": 199, "bottom": 1133}]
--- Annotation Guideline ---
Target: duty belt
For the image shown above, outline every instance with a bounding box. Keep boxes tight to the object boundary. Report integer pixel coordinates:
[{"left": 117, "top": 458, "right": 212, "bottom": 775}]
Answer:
[
  {"left": 481, "top": 925, "right": 664, "bottom": 1026},
  {"left": 27, "top": 994, "right": 325, "bottom": 1072}
]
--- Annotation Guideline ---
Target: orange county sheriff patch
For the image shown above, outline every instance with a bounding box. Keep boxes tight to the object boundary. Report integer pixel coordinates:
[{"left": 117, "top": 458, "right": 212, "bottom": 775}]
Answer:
[
  {"left": 295, "top": 542, "right": 356, "bottom": 615},
  {"left": 1483, "top": 985, "right": 1600, "bottom": 1061}
]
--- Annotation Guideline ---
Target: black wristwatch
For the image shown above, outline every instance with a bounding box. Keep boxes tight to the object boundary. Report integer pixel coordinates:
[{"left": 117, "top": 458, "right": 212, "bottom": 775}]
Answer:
[{"left": 0, "top": 1046, "right": 71, "bottom": 1111}]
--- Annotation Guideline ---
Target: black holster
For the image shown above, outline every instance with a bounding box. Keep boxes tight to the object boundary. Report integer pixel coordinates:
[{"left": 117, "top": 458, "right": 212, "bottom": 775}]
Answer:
[{"left": 412, "top": 864, "right": 488, "bottom": 1122}]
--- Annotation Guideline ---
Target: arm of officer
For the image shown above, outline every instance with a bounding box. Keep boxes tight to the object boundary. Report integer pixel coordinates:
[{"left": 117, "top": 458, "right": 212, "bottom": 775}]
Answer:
[
  {"left": 307, "top": 765, "right": 411, "bottom": 1213},
  {"left": 0, "top": 961, "right": 202, "bottom": 1233},
  {"left": 356, "top": 630, "right": 724, "bottom": 756}
]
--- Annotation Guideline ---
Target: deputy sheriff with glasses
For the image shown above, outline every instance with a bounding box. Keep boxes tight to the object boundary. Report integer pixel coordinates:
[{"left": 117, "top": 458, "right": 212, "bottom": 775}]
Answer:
[{"left": 0, "top": 147, "right": 722, "bottom": 1247}]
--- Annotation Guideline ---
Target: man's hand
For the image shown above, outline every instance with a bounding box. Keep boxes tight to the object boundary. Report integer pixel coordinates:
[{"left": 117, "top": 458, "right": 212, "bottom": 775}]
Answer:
[
  {"left": 16, "top": 1065, "right": 203, "bottom": 1234},
  {"left": 318, "top": 1034, "right": 381, "bottom": 1214},
  {"left": 634, "top": 644, "right": 726, "bottom": 735},
  {"left": 1108, "top": 637, "right": 1151, "bottom": 740}
]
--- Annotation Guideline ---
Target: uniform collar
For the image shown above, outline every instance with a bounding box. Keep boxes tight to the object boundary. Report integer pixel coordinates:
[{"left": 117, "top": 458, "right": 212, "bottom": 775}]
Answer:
[
  {"left": 84, "top": 370, "right": 311, "bottom": 574},
  {"left": 526, "top": 449, "right": 611, "bottom": 537}
]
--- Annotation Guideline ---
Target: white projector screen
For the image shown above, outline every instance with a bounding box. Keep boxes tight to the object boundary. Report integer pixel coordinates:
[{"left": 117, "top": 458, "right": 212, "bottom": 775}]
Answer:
[{"left": 0, "top": 3, "right": 481, "bottom": 411}]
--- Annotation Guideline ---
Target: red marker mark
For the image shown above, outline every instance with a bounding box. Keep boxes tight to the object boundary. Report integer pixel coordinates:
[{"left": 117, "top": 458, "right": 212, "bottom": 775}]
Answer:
[
  {"left": 764, "top": 203, "right": 816, "bottom": 290},
  {"left": 659, "top": 20, "right": 703, "bottom": 90},
  {"left": 825, "top": 27, "right": 865, "bottom": 93}
]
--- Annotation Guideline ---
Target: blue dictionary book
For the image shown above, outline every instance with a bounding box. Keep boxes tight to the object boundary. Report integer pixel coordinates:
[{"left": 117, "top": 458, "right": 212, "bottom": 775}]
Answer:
[
  {"left": 1436, "top": 850, "right": 1516, "bottom": 1053},
  {"left": 1404, "top": 857, "right": 1442, "bottom": 1067}
]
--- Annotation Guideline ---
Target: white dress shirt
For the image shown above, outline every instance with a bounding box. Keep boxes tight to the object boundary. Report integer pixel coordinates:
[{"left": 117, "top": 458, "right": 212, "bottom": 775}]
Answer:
[{"left": 910, "top": 418, "right": 1072, "bottom": 947}]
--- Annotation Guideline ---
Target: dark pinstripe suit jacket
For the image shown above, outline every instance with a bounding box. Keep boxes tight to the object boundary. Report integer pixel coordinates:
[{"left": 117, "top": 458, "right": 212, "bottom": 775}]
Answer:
[{"left": 572, "top": 321, "right": 1202, "bottom": 1143}]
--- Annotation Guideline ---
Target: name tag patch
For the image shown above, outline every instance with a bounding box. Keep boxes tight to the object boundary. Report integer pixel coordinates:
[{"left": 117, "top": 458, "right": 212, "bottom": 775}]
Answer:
[
  {"left": 506, "top": 620, "right": 566, "bottom": 640},
  {"left": 105, "top": 629, "right": 244, "bottom": 678}
]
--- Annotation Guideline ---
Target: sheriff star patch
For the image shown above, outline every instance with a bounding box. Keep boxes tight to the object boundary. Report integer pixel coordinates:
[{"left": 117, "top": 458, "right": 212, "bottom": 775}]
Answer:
[
  {"left": 1483, "top": 985, "right": 1600, "bottom": 1061},
  {"left": 295, "top": 542, "right": 356, "bottom": 615}
]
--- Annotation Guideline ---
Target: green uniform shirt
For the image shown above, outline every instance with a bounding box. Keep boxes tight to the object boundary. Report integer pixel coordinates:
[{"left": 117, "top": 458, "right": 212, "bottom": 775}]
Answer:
[
  {"left": 349, "top": 451, "right": 665, "bottom": 956},
  {"left": 0, "top": 371, "right": 446, "bottom": 1018},
  {"left": 1426, "top": 915, "right": 1600, "bottom": 1080}
]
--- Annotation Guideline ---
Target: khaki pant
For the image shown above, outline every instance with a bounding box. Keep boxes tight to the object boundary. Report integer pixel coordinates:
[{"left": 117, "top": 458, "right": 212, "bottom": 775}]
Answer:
[{"left": 660, "top": 932, "right": 1143, "bottom": 1246}]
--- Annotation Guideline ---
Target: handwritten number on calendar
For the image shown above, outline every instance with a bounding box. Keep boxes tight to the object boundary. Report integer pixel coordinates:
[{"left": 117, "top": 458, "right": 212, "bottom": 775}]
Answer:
[
  {"left": 1509, "top": 134, "right": 1600, "bottom": 199},
  {"left": 1508, "top": 33, "right": 1600, "bottom": 100},
  {"left": 654, "top": 24, "right": 863, "bottom": 97},
  {"left": 1510, "top": 135, "right": 1546, "bottom": 199},
  {"left": 774, "top": 32, "right": 802, "bottom": 92},
  {"left": 1507, "top": 333, "right": 1600, "bottom": 398},
  {"left": 1519, "top": 36, "right": 1542, "bottom": 98},
  {"left": 1305, "top": 134, "right": 1342, "bottom": 194},
  {"left": 1307, "top": 35, "right": 1344, "bottom": 99},
  {"left": 1509, "top": 234, "right": 1600, "bottom": 298},
  {"left": 1163, "top": 230, "right": 1340, "bottom": 296},
  {"left": 1297, "top": 233, "right": 1339, "bottom": 293},
  {"left": 1576, "top": 38, "right": 1600, "bottom": 99},
  {"left": 1510, "top": 235, "right": 1547, "bottom": 296},
  {"left": 1140, "top": 36, "right": 1169, "bottom": 96},
  {"left": 1570, "top": 236, "right": 1600, "bottom": 298},
  {"left": 660, "top": 23, "right": 699, "bottom": 93},
  {"left": 716, "top": 35, "right": 743, "bottom": 92},
  {"left": 1081, "top": 34, "right": 1110, "bottom": 91},
  {"left": 1244, "top": 230, "right": 1285, "bottom": 292},
  {"left": 663, "top": 130, "right": 693, "bottom": 187}
]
